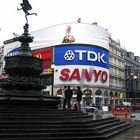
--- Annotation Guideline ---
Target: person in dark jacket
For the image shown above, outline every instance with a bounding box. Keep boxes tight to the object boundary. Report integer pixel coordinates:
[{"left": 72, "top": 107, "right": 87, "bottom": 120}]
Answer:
[
  {"left": 65, "top": 85, "right": 73, "bottom": 109},
  {"left": 76, "top": 86, "right": 83, "bottom": 111},
  {"left": 62, "top": 85, "right": 67, "bottom": 110}
]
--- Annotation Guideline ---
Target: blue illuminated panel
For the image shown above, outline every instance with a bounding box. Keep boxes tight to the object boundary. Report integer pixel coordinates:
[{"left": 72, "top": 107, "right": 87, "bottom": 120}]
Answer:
[{"left": 54, "top": 45, "right": 109, "bottom": 69}]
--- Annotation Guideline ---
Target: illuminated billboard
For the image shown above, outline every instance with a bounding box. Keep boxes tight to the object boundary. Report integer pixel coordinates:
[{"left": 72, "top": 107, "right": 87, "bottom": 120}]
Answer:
[
  {"left": 5, "top": 48, "right": 19, "bottom": 57},
  {"left": 32, "top": 48, "right": 53, "bottom": 68},
  {"left": 6, "top": 47, "right": 53, "bottom": 69},
  {"left": 54, "top": 44, "right": 109, "bottom": 87},
  {"left": 30, "top": 23, "right": 109, "bottom": 50},
  {"left": 54, "top": 45, "right": 109, "bottom": 68},
  {"left": 4, "top": 23, "right": 109, "bottom": 87}
]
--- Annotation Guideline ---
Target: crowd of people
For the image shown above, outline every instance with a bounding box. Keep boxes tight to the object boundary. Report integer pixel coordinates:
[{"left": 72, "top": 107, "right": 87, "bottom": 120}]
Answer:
[{"left": 60, "top": 85, "right": 83, "bottom": 111}]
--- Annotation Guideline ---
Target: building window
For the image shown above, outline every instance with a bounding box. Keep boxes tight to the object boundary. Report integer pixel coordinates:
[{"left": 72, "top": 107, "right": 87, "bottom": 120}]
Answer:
[
  {"left": 114, "top": 58, "right": 116, "bottom": 63},
  {"left": 117, "top": 50, "right": 121, "bottom": 56},
  {"left": 104, "top": 98, "right": 108, "bottom": 106},
  {"left": 109, "top": 56, "right": 113, "bottom": 63},
  {"left": 113, "top": 68, "right": 115, "bottom": 74},
  {"left": 109, "top": 66, "right": 113, "bottom": 74},
  {"left": 109, "top": 77, "right": 114, "bottom": 86},
  {"left": 115, "top": 78, "right": 118, "bottom": 86}
]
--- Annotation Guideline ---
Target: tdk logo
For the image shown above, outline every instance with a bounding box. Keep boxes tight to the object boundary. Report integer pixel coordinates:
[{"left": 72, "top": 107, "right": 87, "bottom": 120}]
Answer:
[
  {"left": 64, "top": 50, "right": 75, "bottom": 60},
  {"left": 64, "top": 49, "right": 107, "bottom": 64}
]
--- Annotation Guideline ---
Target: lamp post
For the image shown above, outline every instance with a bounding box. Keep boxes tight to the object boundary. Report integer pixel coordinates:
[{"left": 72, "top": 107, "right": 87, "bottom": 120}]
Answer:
[
  {"left": 126, "top": 72, "right": 138, "bottom": 112},
  {"left": 51, "top": 64, "right": 55, "bottom": 96},
  {"left": 130, "top": 73, "right": 138, "bottom": 101},
  {"left": 133, "top": 75, "right": 138, "bottom": 104}
]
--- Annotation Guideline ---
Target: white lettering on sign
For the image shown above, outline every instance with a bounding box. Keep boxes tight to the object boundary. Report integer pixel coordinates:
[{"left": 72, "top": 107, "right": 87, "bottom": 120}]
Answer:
[
  {"left": 75, "top": 50, "right": 106, "bottom": 63},
  {"left": 75, "top": 50, "right": 86, "bottom": 60},
  {"left": 87, "top": 51, "right": 97, "bottom": 62}
]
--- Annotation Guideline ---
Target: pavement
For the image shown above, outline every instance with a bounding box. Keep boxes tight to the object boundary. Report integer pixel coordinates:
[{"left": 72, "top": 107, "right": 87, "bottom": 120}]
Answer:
[
  {"left": 130, "top": 112, "right": 140, "bottom": 120},
  {"left": 89, "top": 109, "right": 140, "bottom": 119},
  {"left": 92, "top": 111, "right": 140, "bottom": 140},
  {"left": 102, "top": 110, "right": 140, "bottom": 121}
]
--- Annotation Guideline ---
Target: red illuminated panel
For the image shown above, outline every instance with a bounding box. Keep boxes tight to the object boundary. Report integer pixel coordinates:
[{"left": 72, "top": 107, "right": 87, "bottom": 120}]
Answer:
[
  {"left": 0, "top": 74, "right": 9, "bottom": 79},
  {"left": 32, "top": 48, "right": 53, "bottom": 68}
]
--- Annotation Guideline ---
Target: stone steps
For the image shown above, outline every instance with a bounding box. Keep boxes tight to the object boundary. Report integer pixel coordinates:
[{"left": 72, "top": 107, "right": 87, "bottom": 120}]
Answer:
[{"left": 0, "top": 105, "right": 135, "bottom": 140}]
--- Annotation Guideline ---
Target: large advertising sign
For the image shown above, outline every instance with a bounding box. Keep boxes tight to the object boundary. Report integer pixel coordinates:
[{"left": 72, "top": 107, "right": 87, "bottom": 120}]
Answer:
[
  {"left": 54, "top": 44, "right": 109, "bottom": 87},
  {"left": 54, "top": 65, "right": 109, "bottom": 87},
  {"left": 54, "top": 45, "right": 109, "bottom": 69},
  {"left": 30, "top": 23, "right": 109, "bottom": 50},
  {"left": 6, "top": 47, "right": 53, "bottom": 69},
  {"left": 5, "top": 48, "right": 19, "bottom": 57},
  {"left": 32, "top": 48, "right": 53, "bottom": 68}
]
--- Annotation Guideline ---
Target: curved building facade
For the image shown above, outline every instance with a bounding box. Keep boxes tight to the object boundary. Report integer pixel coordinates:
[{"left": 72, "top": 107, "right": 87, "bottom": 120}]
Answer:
[
  {"left": 30, "top": 23, "right": 110, "bottom": 107},
  {"left": 31, "top": 23, "right": 109, "bottom": 87}
]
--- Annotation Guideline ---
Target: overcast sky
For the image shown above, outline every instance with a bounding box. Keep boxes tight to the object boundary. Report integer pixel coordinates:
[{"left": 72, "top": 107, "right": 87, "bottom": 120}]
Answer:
[{"left": 0, "top": 0, "right": 140, "bottom": 56}]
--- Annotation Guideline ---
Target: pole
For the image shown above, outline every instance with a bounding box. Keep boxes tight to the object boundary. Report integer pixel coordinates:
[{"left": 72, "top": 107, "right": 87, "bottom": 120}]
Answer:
[
  {"left": 51, "top": 69, "right": 54, "bottom": 96},
  {"left": 51, "top": 64, "right": 55, "bottom": 96}
]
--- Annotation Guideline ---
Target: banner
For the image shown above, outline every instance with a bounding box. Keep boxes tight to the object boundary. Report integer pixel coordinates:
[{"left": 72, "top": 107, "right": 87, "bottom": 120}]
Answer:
[{"left": 54, "top": 45, "right": 109, "bottom": 69}]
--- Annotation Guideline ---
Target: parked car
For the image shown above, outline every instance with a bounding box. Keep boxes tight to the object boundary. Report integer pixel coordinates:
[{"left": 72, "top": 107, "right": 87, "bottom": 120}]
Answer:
[{"left": 81, "top": 105, "right": 98, "bottom": 112}]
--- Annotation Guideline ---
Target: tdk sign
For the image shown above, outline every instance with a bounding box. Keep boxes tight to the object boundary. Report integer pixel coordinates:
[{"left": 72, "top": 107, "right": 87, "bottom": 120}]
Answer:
[
  {"left": 64, "top": 50, "right": 106, "bottom": 64},
  {"left": 55, "top": 45, "right": 109, "bottom": 69}
]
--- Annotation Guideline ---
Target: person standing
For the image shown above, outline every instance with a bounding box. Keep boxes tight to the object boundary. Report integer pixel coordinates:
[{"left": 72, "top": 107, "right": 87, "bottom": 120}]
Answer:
[
  {"left": 76, "top": 86, "right": 83, "bottom": 111},
  {"left": 62, "top": 85, "right": 67, "bottom": 110},
  {"left": 65, "top": 85, "right": 73, "bottom": 109}
]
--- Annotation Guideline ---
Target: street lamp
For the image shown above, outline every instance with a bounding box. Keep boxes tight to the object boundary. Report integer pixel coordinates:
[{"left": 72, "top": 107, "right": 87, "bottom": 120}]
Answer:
[
  {"left": 134, "top": 75, "right": 138, "bottom": 80},
  {"left": 51, "top": 63, "right": 55, "bottom": 96},
  {"left": 133, "top": 75, "right": 138, "bottom": 104},
  {"left": 126, "top": 72, "right": 138, "bottom": 104}
]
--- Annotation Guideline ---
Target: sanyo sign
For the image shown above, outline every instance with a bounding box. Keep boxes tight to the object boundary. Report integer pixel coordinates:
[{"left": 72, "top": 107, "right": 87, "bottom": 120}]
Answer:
[{"left": 54, "top": 44, "right": 109, "bottom": 87}]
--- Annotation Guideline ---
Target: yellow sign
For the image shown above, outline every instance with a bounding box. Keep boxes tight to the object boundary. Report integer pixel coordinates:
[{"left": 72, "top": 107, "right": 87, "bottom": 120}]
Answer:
[
  {"left": 34, "top": 53, "right": 42, "bottom": 59},
  {"left": 48, "top": 68, "right": 53, "bottom": 74},
  {"left": 119, "top": 92, "right": 124, "bottom": 99}
]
